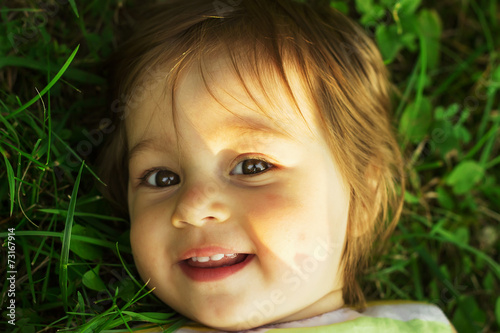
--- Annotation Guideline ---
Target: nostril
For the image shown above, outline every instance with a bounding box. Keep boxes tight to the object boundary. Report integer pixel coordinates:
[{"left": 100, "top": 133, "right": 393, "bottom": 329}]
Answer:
[{"left": 171, "top": 195, "right": 231, "bottom": 227}]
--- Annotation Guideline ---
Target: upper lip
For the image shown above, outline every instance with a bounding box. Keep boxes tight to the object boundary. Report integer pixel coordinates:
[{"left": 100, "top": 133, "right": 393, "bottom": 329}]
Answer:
[{"left": 178, "top": 246, "right": 248, "bottom": 262}]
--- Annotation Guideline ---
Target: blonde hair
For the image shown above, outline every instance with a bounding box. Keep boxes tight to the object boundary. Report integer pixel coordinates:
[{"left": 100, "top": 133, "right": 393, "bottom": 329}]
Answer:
[{"left": 99, "top": 0, "right": 405, "bottom": 307}]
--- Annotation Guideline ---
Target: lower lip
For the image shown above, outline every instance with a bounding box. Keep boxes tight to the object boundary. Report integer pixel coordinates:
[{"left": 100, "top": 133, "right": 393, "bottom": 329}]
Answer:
[{"left": 179, "top": 254, "right": 255, "bottom": 282}]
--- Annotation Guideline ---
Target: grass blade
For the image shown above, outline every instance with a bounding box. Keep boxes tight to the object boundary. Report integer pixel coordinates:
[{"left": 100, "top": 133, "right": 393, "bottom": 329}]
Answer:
[
  {"left": 6, "top": 45, "right": 80, "bottom": 120},
  {"left": 1, "top": 150, "right": 15, "bottom": 215},
  {"left": 0, "top": 56, "right": 105, "bottom": 84},
  {"left": 116, "top": 243, "right": 143, "bottom": 290},
  {"left": 41, "top": 240, "right": 55, "bottom": 302},
  {"left": 38, "top": 208, "right": 127, "bottom": 222},
  {"left": 0, "top": 140, "right": 48, "bottom": 170},
  {"left": 21, "top": 237, "right": 37, "bottom": 303},
  {"left": 59, "top": 161, "right": 85, "bottom": 311},
  {"left": 68, "top": 0, "right": 79, "bottom": 18},
  {"left": 0, "top": 112, "right": 20, "bottom": 146},
  {"left": 0, "top": 230, "right": 132, "bottom": 253},
  {"left": 51, "top": 130, "right": 105, "bottom": 185},
  {"left": 165, "top": 318, "right": 189, "bottom": 333}
]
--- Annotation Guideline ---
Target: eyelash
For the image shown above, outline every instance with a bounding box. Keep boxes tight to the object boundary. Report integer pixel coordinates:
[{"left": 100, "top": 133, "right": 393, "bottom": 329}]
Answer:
[
  {"left": 230, "top": 156, "right": 275, "bottom": 176},
  {"left": 138, "top": 156, "right": 275, "bottom": 188},
  {"left": 138, "top": 167, "right": 166, "bottom": 187}
]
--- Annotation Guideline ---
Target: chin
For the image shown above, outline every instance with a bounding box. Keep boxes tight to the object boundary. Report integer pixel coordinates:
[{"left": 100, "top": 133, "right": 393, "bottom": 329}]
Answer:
[
  {"left": 185, "top": 305, "right": 275, "bottom": 331},
  {"left": 197, "top": 319, "right": 267, "bottom": 332}
]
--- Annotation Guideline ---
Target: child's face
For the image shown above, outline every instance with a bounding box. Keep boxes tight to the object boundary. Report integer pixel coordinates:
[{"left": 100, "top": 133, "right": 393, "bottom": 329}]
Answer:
[{"left": 126, "top": 58, "right": 350, "bottom": 330}]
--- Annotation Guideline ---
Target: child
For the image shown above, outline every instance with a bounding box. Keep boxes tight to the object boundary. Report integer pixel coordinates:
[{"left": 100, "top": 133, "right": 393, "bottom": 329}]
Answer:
[{"left": 98, "top": 0, "right": 455, "bottom": 331}]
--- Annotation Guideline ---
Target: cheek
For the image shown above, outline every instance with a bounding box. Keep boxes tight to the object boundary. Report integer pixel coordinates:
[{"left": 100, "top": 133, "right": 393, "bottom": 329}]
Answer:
[
  {"left": 242, "top": 188, "right": 321, "bottom": 260},
  {"left": 245, "top": 191, "right": 299, "bottom": 230},
  {"left": 130, "top": 224, "right": 155, "bottom": 284},
  {"left": 240, "top": 171, "right": 348, "bottom": 272},
  {"left": 129, "top": 205, "right": 169, "bottom": 275},
  {"left": 130, "top": 220, "right": 149, "bottom": 251},
  {"left": 130, "top": 197, "right": 171, "bottom": 235},
  {"left": 130, "top": 219, "right": 155, "bottom": 267},
  {"left": 259, "top": 192, "right": 290, "bottom": 214},
  {"left": 249, "top": 187, "right": 330, "bottom": 232}
]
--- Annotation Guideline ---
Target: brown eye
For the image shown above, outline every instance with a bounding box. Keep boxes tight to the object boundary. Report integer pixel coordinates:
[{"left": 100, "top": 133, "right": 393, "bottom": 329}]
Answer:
[
  {"left": 232, "top": 159, "right": 272, "bottom": 175},
  {"left": 146, "top": 169, "right": 180, "bottom": 187}
]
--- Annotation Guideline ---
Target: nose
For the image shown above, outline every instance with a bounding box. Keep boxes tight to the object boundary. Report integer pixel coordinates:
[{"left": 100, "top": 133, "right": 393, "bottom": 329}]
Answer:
[{"left": 171, "top": 178, "right": 231, "bottom": 228}]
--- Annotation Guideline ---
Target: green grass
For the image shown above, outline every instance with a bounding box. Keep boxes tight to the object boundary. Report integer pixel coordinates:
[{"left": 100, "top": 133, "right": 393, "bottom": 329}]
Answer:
[{"left": 0, "top": 0, "right": 499, "bottom": 332}]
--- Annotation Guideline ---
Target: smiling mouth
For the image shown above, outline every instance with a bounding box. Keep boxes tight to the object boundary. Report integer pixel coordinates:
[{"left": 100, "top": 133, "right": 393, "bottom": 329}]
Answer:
[
  {"left": 185, "top": 253, "right": 249, "bottom": 268},
  {"left": 179, "top": 253, "right": 254, "bottom": 282}
]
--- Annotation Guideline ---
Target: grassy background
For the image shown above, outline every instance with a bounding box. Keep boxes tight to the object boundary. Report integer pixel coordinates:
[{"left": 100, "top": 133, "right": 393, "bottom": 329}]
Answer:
[{"left": 0, "top": 0, "right": 499, "bottom": 332}]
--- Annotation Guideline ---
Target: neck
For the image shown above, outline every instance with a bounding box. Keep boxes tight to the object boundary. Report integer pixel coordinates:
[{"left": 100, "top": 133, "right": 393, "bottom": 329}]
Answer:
[{"left": 274, "top": 289, "right": 344, "bottom": 324}]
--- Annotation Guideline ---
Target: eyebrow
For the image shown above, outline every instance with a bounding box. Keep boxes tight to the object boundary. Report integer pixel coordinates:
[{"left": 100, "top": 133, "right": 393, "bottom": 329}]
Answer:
[
  {"left": 127, "top": 116, "right": 293, "bottom": 162},
  {"left": 128, "top": 138, "right": 165, "bottom": 162}
]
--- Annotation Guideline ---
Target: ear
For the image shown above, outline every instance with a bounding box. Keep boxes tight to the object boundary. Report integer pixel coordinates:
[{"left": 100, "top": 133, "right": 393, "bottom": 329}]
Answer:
[{"left": 348, "top": 163, "right": 383, "bottom": 238}]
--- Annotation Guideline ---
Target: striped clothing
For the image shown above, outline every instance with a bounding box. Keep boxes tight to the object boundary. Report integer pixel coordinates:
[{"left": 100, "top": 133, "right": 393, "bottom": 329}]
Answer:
[{"left": 136, "top": 301, "right": 453, "bottom": 332}]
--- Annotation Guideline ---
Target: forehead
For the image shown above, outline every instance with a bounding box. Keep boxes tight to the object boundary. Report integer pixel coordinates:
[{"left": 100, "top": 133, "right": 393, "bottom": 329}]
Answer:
[{"left": 125, "top": 55, "right": 322, "bottom": 149}]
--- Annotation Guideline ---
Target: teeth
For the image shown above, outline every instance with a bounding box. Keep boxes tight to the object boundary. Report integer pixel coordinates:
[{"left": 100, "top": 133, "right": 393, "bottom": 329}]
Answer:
[
  {"left": 210, "top": 254, "right": 225, "bottom": 261},
  {"left": 190, "top": 253, "right": 238, "bottom": 262}
]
